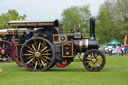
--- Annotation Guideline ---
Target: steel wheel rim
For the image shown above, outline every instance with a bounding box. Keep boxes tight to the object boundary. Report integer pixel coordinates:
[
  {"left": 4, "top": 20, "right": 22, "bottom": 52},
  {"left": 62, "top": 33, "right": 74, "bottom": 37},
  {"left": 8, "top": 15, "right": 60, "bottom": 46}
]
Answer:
[
  {"left": 20, "top": 37, "right": 55, "bottom": 71},
  {"left": 83, "top": 49, "right": 105, "bottom": 71},
  {"left": 0, "top": 40, "right": 12, "bottom": 62}
]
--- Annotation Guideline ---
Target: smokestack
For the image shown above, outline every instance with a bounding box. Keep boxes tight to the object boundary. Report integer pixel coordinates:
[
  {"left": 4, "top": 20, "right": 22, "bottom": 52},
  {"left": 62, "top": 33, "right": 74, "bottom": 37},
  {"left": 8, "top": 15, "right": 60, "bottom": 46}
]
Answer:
[{"left": 90, "top": 17, "right": 95, "bottom": 40}]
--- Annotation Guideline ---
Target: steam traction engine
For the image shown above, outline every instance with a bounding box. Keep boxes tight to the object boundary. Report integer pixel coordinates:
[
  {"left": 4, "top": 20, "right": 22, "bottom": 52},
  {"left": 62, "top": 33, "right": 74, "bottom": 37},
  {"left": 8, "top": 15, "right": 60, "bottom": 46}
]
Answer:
[
  {"left": 0, "top": 30, "right": 13, "bottom": 62},
  {"left": 8, "top": 17, "right": 105, "bottom": 72},
  {"left": 0, "top": 29, "right": 26, "bottom": 62}
]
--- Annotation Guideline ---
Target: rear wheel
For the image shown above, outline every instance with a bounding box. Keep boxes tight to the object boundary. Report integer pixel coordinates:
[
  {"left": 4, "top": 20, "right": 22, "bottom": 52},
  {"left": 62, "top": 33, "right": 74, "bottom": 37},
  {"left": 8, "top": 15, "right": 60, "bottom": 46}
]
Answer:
[{"left": 20, "top": 37, "right": 55, "bottom": 71}]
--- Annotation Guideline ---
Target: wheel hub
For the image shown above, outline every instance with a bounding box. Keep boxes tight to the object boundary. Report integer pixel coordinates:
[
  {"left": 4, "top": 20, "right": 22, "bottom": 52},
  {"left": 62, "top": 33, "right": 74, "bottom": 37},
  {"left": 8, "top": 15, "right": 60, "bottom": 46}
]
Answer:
[
  {"left": 92, "top": 58, "right": 96, "bottom": 63},
  {"left": 35, "top": 51, "right": 41, "bottom": 57},
  {"left": 1, "top": 49, "right": 5, "bottom": 55}
]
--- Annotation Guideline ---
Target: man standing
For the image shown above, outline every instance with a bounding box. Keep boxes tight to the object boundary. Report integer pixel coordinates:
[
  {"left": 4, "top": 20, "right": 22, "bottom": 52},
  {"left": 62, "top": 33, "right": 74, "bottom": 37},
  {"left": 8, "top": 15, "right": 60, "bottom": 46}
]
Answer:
[
  {"left": 125, "top": 46, "right": 128, "bottom": 55},
  {"left": 121, "top": 45, "right": 124, "bottom": 56},
  {"left": 117, "top": 46, "right": 121, "bottom": 56},
  {"left": 108, "top": 46, "right": 113, "bottom": 56}
]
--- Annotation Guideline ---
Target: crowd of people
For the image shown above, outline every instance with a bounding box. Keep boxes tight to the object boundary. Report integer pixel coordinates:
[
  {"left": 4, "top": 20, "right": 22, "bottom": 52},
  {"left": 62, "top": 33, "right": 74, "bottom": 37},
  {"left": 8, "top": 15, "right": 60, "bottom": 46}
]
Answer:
[{"left": 102, "top": 45, "right": 128, "bottom": 56}]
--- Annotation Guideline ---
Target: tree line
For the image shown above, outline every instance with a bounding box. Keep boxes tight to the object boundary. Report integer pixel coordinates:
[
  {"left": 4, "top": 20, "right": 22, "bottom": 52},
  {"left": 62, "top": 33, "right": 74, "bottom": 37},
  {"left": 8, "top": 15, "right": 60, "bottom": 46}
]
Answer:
[
  {"left": 61, "top": 0, "right": 128, "bottom": 44},
  {"left": 0, "top": 10, "right": 26, "bottom": 29},
  {"left": 0, "top": 0, "right": 127, "bottom": 44}
]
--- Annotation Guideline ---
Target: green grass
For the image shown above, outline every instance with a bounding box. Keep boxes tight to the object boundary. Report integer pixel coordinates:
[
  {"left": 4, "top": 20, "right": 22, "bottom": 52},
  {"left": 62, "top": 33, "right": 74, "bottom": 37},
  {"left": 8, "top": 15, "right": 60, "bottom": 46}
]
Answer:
[{"left": 0, "top": 55, "right": 128, "bottom": 85}]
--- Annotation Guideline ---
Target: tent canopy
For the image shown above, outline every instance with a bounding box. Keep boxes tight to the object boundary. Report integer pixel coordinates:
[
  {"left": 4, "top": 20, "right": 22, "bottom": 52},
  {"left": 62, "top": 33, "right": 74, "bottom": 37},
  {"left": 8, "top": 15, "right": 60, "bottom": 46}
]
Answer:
[{"left": 106, "top": 40, "right": 121, "bottom": 46}]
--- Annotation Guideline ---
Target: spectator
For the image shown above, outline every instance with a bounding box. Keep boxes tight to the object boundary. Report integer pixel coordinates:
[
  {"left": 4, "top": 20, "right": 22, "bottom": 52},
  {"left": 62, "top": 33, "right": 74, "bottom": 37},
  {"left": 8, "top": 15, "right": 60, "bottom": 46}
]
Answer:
[
  {"left": 117, "top": 46, "right": 121, "bottom": 56},
  {"left": 107, "top": 46, "right": 113, "bottom": 56},
  {"left": 11, "top": 36, "right": 15, "bottom": 45},
  {"left": 125, "top": 46, "right": 128, "bottom": 55},
  {"left": 121, "top": 45, "right": 124, "bottom": 56},
  {"left": 104, "top": 47, "right": 108, "bottom": 54}
]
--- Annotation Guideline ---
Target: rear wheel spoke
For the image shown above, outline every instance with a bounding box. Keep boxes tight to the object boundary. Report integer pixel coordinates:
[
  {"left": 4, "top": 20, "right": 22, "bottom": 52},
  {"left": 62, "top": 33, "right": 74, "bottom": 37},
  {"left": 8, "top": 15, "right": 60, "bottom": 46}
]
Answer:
[
  {"left": 41, "top": 46, "right": 48, "bottom": 52},
  {"left": 27, "top": 50, "right": 35, "bottom": 54},
  {"left": 34, "top": 61, "right": 37, "bottom": 70},
  {"left": 24, "top": 54, "right": 33, "bottom": 56},
  {"left": 38, "top": 43, "right": 41, "bottom": 51},
  {"left": 41, "top": 59, "right": 46, "bottom": 67},
  {"left": 32, "top": 44, "right": 37, "bottom": 52},
  {"left": 26, "top": 58, "right": 34, "bottom": 65}
]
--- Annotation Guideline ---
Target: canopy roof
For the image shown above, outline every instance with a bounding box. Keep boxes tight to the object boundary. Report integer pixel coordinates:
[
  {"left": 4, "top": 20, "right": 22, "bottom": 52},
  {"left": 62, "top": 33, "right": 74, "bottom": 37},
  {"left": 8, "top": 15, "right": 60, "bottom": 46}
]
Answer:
[
  {"left": 106, "top": 40, "right": 121, "bottom": 46},
  {"left": 8, "top": 20, "right": 59, "bottom": 28}
]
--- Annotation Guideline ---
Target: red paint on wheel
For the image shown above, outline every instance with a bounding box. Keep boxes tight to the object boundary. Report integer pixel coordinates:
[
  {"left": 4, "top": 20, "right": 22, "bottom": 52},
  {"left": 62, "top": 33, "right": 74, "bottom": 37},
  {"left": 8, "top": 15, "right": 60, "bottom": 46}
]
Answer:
[
  {"left": 15, "top": 57, "right": 24, "bottom": 67},
  {"left": 56, "top": 60, "right": 68, "bottom": 67},
  {"left": 10, "top": 46, "right": 15, "bottom": 61}
]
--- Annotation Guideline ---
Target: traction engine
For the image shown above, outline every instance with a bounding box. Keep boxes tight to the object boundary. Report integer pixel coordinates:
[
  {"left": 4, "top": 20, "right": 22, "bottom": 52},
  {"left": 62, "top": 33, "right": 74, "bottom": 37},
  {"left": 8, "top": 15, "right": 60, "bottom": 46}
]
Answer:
[
  {"left": 0, "top": 29, "right": 26, "bottom": 62},
  {"left": 8, "top": 17, "right": 105, "bottom": 72}
]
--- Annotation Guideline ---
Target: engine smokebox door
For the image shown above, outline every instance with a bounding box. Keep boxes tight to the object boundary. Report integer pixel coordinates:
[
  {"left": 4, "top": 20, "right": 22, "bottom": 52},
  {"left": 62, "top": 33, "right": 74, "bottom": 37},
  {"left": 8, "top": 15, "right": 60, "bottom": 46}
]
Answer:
[{"left": 62, "top": 41, "right": 74, "bottom": 58}]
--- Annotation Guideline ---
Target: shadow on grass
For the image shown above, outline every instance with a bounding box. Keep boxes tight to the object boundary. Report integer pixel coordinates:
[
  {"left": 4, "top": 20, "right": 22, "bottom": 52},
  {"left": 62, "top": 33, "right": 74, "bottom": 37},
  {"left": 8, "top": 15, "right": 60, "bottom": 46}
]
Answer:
[
  {"left": 10, "top": 62, "right": 106, "bottom": 72},
  {"left": 19, "top": 67, "right": 88, "bottom": 72},
  {"left": 20, "top": 67, "right": 107, "bottom": 73},
  {"left": 49, "top": 68, "right": 88, "bottom": 72}
]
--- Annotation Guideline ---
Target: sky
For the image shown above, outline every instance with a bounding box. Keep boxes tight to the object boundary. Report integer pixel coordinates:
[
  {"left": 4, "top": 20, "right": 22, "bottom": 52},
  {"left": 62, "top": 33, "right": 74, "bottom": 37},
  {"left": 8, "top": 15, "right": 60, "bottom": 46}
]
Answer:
[{"left": 0, "top": 0, "right": 105, "bottom": 20}]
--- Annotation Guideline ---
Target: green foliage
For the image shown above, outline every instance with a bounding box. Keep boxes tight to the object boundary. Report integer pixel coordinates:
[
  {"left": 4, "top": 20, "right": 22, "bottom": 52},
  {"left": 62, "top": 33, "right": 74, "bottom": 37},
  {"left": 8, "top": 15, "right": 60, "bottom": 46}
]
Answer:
[
  {"left": 61, "top": 1, "right": 128, "bottom": 44},
  {"left": 0, "top": 9, "right": 26, "bottom": 29},
  {"left": 61, "top": 6, "right": 91, "bottom": 37},
  {"left": 96, "top": 0, "right": 128, "bottom": 44}
]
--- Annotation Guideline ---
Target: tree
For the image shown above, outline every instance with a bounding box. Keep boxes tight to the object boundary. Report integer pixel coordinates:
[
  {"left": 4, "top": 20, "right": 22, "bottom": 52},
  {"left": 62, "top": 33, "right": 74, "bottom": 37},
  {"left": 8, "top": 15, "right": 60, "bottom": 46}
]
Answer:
[
  {"left": 0, "top": 9, "right": 26, "bottom": 29},
  {"left": 114, "top": 0, "right": 128, "bottom": 21},
  {"left": 61, "top": 6, "right": 91, "bottom": 37},
  {"left": 96, "top": 1, "right": 115, "bottom": 44},
  {"left": 96, "top": 0, "right": 128, "bottom": 44}
]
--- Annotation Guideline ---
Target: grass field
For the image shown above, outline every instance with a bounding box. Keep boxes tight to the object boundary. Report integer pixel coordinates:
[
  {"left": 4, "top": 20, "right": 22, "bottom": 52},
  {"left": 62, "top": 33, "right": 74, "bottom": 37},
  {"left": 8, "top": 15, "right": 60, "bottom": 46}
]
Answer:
[{"left": 0, "top": 55, "right": 128, "bottom": 85}]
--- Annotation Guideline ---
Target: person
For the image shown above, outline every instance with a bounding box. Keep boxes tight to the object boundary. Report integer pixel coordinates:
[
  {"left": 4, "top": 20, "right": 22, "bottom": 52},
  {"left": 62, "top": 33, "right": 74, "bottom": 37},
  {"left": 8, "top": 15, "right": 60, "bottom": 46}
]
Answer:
[
  {"left": 107, "top": 46, "right": 113, "bottom": 56},
  {"left": 11, "top": 36, "right": 15, "bottom": 45},
  {"left": 125, "top": 46, "right": 128, "bottom": 55},
  {"left": 104, "top": 47, "right": 108, "bottom": 55},
  {"left": 117, "top": 46, "right": 121, "bottom": 56},
  {"left": 121, "top": 45, "right": 124, "bottom": 56}
]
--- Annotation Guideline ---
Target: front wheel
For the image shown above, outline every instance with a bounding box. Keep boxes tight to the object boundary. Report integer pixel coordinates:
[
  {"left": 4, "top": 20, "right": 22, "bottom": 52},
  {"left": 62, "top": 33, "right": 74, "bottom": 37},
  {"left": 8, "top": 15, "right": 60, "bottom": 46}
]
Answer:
[{"left": 83, "top": 49, "right": 105, "bottom": 72}]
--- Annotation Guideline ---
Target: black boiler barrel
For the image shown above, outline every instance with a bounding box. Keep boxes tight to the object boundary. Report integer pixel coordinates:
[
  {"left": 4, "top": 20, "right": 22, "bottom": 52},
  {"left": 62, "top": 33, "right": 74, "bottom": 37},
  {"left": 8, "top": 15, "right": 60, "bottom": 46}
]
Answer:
[{"left": 74, "top": 39, "right": 98, "bottom": 53}]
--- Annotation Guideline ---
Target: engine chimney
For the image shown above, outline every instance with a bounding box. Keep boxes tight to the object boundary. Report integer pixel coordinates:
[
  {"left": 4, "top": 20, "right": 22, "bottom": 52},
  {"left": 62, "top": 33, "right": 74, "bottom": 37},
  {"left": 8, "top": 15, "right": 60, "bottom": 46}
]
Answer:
[{"left": 90, "top": 17, "right": 95, "bottom": 40}]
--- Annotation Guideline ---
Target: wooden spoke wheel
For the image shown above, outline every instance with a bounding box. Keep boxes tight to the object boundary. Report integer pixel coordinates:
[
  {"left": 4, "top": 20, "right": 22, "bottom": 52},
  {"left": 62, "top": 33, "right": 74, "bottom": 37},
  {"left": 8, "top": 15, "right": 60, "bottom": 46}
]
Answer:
[
  {"left": 0, "top": 40, "right": 13, "bottom": 62},
  {"left": 83, "top": 49, "right": 105, "bottom": 72},
  {"left": 20, "top": 37, "right": 55, "bottom": 71},
  {"left": 56, "top": 60, "right": 69, "bottom": 67}
]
